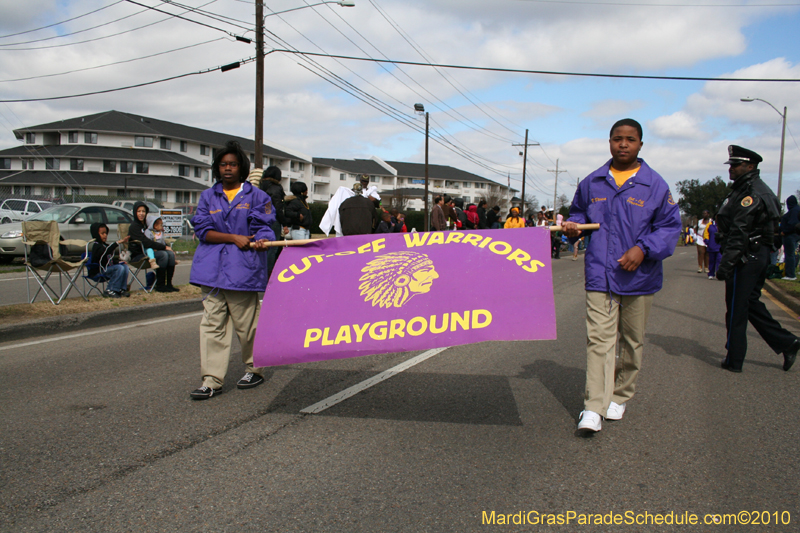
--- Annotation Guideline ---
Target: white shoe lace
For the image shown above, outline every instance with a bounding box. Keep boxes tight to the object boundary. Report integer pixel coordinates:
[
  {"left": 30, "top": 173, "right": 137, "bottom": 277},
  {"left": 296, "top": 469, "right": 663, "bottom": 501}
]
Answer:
[{"left": 242, "top": 372, "right": 254, "bottom": 382}]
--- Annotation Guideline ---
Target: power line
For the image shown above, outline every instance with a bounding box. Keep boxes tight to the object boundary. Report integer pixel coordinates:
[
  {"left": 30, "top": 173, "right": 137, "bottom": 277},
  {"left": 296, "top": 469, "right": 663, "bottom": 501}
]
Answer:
[
  {"left": 122, "top": 0, "right": 247, "bottom": 39},
  {"left": 515, "top": 0, "right": 800, "bottom": 6},
  {"left": 273, "top": 50, "right": 800, "bottom": 82},
  {"left": 0, "top": 1, "right": 125, "bottom": 39},
  {"left": 0, "top": 56, "right": 257, "bottom": 102},
  {"left": 0, "top": 38, "right": 224, "bottom": 83}
]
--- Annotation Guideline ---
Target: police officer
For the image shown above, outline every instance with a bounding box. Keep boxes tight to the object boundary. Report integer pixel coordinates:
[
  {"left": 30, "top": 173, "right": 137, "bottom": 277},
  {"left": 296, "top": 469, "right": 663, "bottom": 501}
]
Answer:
[{"left": 715, "top": 145, "right": 799, "bottom": 372}]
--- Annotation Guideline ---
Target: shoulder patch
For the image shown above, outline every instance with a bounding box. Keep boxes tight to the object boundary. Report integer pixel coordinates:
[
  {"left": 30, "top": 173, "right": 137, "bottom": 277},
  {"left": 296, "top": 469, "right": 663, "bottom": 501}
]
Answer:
[
  {"left": 741, "top": 196, "right": 753, "bottom": 207},
  {"left": 667, "top": 192, "right": 676, "bottom": 206}
]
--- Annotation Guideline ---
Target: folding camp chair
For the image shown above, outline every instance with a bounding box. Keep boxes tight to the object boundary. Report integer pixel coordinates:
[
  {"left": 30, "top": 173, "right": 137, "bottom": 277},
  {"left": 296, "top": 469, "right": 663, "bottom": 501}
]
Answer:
[
  {"left": 82, "top": 254, "right": 109, "bottom": 298},
  {"left": 22, "top": 220, "right": 92, "bottom": 305},
  {"left": 117, "top": 223, "right": 154, "bottom": 293}
]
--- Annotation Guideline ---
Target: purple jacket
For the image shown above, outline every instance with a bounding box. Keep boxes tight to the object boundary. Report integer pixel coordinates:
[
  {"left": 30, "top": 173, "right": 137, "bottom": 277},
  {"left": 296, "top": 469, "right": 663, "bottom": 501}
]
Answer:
[
  {"left": 705, "top": 222, "right": 720, "bottom": 253},
  {"left": 190, "top": 181, "right": 276, "bottom": 291},
  {"left": 568, "top": 158, "right": 681, "bottom": 295}
]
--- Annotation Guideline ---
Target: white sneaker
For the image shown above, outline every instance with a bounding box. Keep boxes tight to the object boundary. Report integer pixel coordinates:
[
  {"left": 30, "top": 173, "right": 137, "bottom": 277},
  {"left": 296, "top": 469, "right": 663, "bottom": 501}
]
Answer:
[
  {"left": 782, "top": 276, "right": 797, "bottom": 281},
  {"left": 606, "top": 401, "right": 626, "bottom": 420},
  {"left": 577, "top": 410, "right": 602, "bottom": 432},
  {"left": 697, "top": 268, "right": 703, "bottom": 273}
]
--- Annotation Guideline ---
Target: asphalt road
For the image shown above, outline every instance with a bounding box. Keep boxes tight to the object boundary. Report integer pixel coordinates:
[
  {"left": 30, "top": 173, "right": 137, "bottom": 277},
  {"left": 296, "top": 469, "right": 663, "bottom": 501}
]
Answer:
[
  {"left": 0, "top": 261, "right": 193, "bottom": 305},
  {"left": 1, "top": 248, "right": 799, "bottom": 532}
]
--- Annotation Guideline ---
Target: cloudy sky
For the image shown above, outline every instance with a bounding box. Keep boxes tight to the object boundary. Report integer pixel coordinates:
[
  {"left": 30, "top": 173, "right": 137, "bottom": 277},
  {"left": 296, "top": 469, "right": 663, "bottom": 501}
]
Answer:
[{"left": 1, "top": 0, "right": 798, "bottom": 205}]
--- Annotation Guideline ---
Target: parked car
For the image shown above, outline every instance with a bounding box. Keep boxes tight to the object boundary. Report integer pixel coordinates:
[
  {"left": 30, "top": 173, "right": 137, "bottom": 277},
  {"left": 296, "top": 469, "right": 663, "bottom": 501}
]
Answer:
[
  {"left": 0, "top": 203, "right": 134, "bottom": 263},
  {"left": 0, "top": 199, "right": 55, "bottom": 224},
  {"left": 111, "top": 200, "right": 161, "bottom": 215}
]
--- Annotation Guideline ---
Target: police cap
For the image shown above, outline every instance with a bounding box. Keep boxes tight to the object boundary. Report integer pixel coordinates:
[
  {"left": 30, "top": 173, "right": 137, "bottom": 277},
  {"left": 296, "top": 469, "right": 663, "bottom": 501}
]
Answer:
[{"left": 725, "top": 145, "right": 763, "bottom": 165}]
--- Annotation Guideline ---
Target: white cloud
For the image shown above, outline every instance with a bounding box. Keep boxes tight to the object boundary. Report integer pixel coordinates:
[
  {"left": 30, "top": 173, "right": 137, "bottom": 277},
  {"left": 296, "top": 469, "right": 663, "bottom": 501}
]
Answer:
[{"left": 648, "top": 112, "right": 707, "bottom": 141}]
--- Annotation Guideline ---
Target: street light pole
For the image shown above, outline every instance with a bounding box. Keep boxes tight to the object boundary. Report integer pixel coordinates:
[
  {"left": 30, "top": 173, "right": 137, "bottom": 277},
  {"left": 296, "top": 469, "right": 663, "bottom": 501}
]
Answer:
[
  {"left": 741, "top": 97, "right": 788, "bottom": 202},
  {"left": 512, "top": 131, "right": 539, "bottom": 218},
  {"left": 414, "top": 104, "right": 429, "bottom": 231}
]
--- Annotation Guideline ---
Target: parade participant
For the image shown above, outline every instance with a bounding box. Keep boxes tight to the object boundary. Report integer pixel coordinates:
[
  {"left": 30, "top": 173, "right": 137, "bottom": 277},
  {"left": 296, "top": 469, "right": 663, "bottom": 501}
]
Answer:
[
  {"left": 696, "top": 210, "right": 711, "bottom": 273},
  {"left": 779, "top": 195, "right": 800, "bottom": 280},
  {"left": 189, "top": 141, "right": 275, "bottom": 400},
  {"left": 705, "top": 219, "right": 721, "bottom": 279},
  {"left": 563, "top": 118, "right": 681, "bottom": 433},
  {"left": 715, "top": 145, "right": 800, "bottom": 373}
]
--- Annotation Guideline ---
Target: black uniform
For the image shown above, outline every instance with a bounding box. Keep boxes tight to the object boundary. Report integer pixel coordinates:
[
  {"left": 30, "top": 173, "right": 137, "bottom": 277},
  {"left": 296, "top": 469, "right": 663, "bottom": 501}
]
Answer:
[{"left": 716, "top": 166, "right": 797, "bottom": 371}]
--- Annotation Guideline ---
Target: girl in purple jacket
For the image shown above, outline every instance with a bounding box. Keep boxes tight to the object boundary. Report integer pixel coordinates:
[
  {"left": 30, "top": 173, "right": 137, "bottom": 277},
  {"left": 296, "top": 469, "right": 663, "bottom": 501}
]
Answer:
[{"left": 189, "top": 141, "right": 276, "bottom": 400}]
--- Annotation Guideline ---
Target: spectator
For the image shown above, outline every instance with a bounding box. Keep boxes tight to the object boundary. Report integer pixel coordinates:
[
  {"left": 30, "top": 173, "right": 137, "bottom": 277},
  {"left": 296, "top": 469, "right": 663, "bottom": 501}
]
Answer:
[
  {"left": 487, "top": 206, "right": 501, "bottom": 229},
  {"left": 536, "top": 211, "right": 547, "bottom": 227},
  {"left": 89, "top": 222, "right": 130, "bottom": 298},
  {"left": 375, "top": 211, "right": 397, "bottom": 233},
  {"left": 189, "top": 141, "right": 275, "bottom": 400},
  {"left": 504, "top": 207, "right": 525, "bottom": 228},
  {"left": 259, "top": 165, "right": 287, "bottom": 279},
  {"left": 780, "top": 195, "right": 800, "bottom": 280},
  {"left": 443, "top": 195, "right": 457, "bottom": 230},
  {"left": 129, "top": 201, "right": 176, "bottom": 293},
  {"left": 525, "top": 213, "right": 535, "bottom": 227},
  {"left": 431, "top": 195, "right": 446, "bottom": 231},
  {"left": 477, "top": 200, "right": 488, "bottom": 229},
  {"left": 396, "top": 212, "right": 408, "bottom": 232},
  {"left": 340, "top": 183, "right": 379, "bottom": 235},
  {"left": 705, "top": 219, "right": 720, "bottom": 279},
  {"left": 452, "top": 198, "right": 467, "bottom": 229},
  {"left": 465, "top": 204, "right": 480, "bottom": 229},
  {"left": 285, "top": 181, "right": 312, "bottom": 241}
]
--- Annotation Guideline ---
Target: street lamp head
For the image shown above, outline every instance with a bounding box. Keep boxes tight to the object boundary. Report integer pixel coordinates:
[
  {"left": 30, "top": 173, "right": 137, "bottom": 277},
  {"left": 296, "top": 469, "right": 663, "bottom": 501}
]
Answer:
[
  {"left": 414, "top": 103, "right": 425, "bottom": 113},
  {"left": 741, "top": 97, "right": 755, "bottom": 102},
  {"left": 338, "top": 1, "right": 355, "bottom": 6}
]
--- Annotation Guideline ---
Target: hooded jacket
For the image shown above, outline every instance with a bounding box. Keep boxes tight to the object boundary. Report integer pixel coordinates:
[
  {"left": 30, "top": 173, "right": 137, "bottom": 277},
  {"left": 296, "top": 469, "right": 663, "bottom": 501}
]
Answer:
[
  {"left": 465, "top": 205, "right": 480, "bottom": 229},
  {"left": 189, "top": 181, "right": 276, "bottom": 291},
  {"left": 128, "top": 201, "right": 166, "bottom": 259},
  {"left": 780, "top": 195, "right": 800, "bottom": 235},
  {"left": 144, "top": 214, "right": 165, "bottom": 246},
  {"left": 88, "top": 222, "right": 120, "bottom": 277},
  {"left": 567, "top": 158, "right": 681, "bottom": 295}
]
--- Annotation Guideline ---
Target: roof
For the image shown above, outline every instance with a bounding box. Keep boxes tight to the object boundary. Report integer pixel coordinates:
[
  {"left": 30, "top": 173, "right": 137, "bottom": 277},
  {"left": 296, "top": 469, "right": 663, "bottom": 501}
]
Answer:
[
  {"left": 380, "top": 188, "right": 426, "bottom": 198},
  {"left": 312, "top": 158, "right": 394, "bottom": 176},
  {"left": 0, "top": 170, "right": 207, "bottom": 191},
  {"left": 14, "top": 110, "right": 306, "bottom": 162},
  {"left": 0, "top": 145, "right": 203, "bottom": 165},
  {"left": 384, "top": 161, "right": 498, "bottom": 184}
]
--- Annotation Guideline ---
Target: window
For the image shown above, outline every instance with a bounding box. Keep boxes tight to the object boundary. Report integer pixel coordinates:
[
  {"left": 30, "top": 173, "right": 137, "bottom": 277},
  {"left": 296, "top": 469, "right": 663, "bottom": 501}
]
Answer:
[
  {"left": 68, "top": 131, "right": 79, "bottom": 143},
  {"left": 463, "top": 182, "right": 471, "bottom": 188},
  {"left": 3, "top": 199, "right": 25, "bottom": 211},
  {"left": 54, "top": 186, "right": 65, "bottom": 197},
  {"left": 25, "top": 132, "right": 35, "bottom": 144},
  {"left": 70, "top": 159, "right": 84, "bottom": 171},
  {"left": 180, "top": 141, "right": 187, "bottom": 152},
  {"left": 263, "top": 157, "right": 270, "bottom": 167},
  {"left": 370, "top": 176, "right": 379, "bottom": 183},
  {"left": 134, "top": 136, "right": 153, "bottom": 148},
  {"left": 463, "top": 196, "right": 471, "bottom": 203},
  {"left": 160, "top": 137, "right": 172, "bottom": 150},
  {"left": 475, "top": 183, "right": 486, "bottom": 189},
  {"left": 117, "top": 189, "right": 127, "bottom": 197},
  {"left": 203, "top": 170, "right": 209, "bottom": 182},
  {"left": 290, "top": 161, "right": 297, "bottom": 172},
  {"left": 192, "top": 192, "right": 198, "bottom": 203},
  {"left": 103, "top": 160, "right": 117, "bottom": 172},
  {"left": 103, "top": 207, "right": 132, "bottom": 224},
  {"left": 120, "top": 161, "right": 134, "bottom": 173},
  {"left": 340, "top": 173, "right": 346, "bottom": 181},
  {"left": 27, "top": 202, "right": 41, "bottom": 214},
  {"left": 397, "top": 178, "right": 404, "bottom": 185},
  {"left": 154, "top": 190, "right": 163, "bottom": 201},
  {"left": 298, "top": 162, "right": 305, "bottom": 171},
  {"left": 0, "top": 158, "right": 10, "bottom": 169},
  {"left": 45, "top": 158, "right": 60, "bottom": 170},
  {"left": 249, "top": 153, "right": 254, "bottom": 164},
  {"left": 39, "top": 187, "right": 51, "bottom": 197},
  {"left": 136, "top": 162, "right": 149, "bottom": 174},
  {"left": 200, "top": 145, "right": 209, "bottom": 156},
  {"left": 71, "top": 187, "right": 85, "bottom": 196},
  {"left": 85, "top": 132, "right": 98, "bottom": 144},
  {"left": 179, "top": 165, "right": 190, "bottom": 177},
  {"left": 21, "top": 159, "right": 34, "bottom": 170},
  {"left": 194, "top": 167, "right": 200, "bottom": 178}
]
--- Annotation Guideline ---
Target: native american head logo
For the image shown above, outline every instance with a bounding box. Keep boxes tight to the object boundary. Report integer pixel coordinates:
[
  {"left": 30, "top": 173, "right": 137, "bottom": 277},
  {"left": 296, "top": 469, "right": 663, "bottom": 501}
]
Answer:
[{"left": 359, "top": 251, "right": 439, "bottom": 308}]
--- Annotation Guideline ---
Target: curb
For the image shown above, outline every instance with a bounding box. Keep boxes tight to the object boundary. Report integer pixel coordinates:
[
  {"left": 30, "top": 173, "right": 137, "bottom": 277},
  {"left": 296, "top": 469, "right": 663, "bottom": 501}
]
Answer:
[
  {"left": 0, "top": 298, "right": 204, "bottom": 343},
  {"left": 764, "top": 280, "right": 800, "bottom": 317}
]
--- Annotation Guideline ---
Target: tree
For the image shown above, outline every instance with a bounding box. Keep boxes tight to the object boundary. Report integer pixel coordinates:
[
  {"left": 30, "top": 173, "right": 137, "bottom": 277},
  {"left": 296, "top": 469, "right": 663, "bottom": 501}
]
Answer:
[
  {"left": 482, "top": 191, "right": 507, "bottom": 212},
  {"left": 675, "top": 176, "right": 730, "bottom": 218},
  {"left": 523, "top": 193, "right": 539, "bottom": 214}
]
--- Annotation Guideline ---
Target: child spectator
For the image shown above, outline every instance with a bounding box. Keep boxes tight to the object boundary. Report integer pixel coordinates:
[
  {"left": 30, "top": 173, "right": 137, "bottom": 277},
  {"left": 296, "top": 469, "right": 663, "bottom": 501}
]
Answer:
[
  {"left": 89, "top": 222, "right": 130, "bottom": 298},
  {"left": 145, "top": 215, "right": 180, "bottom": 267},
  {"left": 396, "top": 212, "right": 408, "bottom": 232},
  {"left": 375, "top": 211, "right": 397, "bottom": 233}
]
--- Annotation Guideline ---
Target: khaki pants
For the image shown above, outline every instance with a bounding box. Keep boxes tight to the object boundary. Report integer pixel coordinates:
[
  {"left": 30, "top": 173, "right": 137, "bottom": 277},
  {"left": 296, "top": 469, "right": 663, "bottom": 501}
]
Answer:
[
  {"left": 584, "top": 291, "right": 653, "bottom": 417},
  {"left": 200, "top": 287, "right": 262, "bottom": 389}
]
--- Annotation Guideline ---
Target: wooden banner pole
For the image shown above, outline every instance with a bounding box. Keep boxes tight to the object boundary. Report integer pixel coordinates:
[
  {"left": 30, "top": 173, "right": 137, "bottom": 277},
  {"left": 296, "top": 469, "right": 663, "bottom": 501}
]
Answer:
[{"left": 249, "top": 224, "right": 600, "bottom": 248}]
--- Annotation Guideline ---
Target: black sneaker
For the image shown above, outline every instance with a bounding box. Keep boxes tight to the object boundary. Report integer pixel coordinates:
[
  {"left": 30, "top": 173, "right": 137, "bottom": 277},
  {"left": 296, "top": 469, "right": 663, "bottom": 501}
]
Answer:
[
  {"left": 783, "top": 339, "right": 800, "bottom": 371},
  {"left": 190, "top": 386, "right": 221, "bottom": 400},
  {"left": 103, "top": 289, "right": 121, "bottom": 299},
  {"left": 166, "top": 285, "right": 180, "bottom": 293},
  {"left": 120, "top": 290, "right": 131, "bottom": 298},
  {"left": 237, "top": 372, "right": 265, "bottom": 389}
]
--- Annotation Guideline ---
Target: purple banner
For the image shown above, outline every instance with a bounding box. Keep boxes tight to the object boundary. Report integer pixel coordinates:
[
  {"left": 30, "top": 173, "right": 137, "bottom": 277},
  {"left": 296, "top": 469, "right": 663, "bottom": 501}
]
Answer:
[{"left": 254, "top": 228, "right": 556, "bottom": 367}]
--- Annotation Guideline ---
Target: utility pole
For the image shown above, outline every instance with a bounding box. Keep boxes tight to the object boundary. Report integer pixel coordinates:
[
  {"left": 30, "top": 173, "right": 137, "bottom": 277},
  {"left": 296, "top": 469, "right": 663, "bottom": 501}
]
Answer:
[
  {"left": 548, "top": 159, "right": 567, "bottom": 221},
  {"left": 512, "top": 130, "right": 539, "bottom": 218},
  {"left": 254, "top": 1, "right": 264, "bottom": 168}
]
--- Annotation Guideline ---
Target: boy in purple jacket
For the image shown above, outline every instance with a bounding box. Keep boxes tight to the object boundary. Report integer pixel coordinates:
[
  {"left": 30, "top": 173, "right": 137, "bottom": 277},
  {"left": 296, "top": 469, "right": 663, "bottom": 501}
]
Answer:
[
  {"left": 189, "top": 141, "right": 276, "bottom": 400},
  {"left": 563, "top": 119, "right": 681, "bottom": 433}
]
